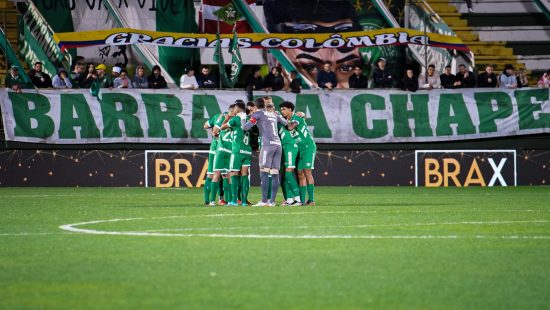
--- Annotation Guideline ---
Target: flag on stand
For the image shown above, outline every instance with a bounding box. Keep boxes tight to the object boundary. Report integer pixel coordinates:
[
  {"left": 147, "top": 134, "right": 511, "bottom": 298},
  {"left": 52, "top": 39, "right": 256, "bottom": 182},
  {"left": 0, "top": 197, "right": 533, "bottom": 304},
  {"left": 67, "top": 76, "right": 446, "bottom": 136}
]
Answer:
[
  {"left": 227, "top": 31, "right": 243, "bottom": 87},
  {"left": 213, "top": 31, "right": 230, "bottom": 87},
  {"left": 199, "top": 0, "right": 256, "bottom": 34}
]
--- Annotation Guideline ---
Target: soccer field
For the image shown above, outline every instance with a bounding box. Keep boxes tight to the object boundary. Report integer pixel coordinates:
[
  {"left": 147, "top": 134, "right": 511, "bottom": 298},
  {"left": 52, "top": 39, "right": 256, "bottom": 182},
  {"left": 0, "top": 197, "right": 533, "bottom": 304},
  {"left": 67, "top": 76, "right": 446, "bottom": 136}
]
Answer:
[{"left": 1, "top": 187, "right": 549, "bottom": 309}]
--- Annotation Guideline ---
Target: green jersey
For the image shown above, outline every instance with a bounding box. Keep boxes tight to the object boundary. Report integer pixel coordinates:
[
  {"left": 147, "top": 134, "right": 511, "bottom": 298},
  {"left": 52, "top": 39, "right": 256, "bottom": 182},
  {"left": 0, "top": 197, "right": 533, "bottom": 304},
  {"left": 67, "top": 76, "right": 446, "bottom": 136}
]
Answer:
[
  {"left": 278, "top": 123, "right": 297, "bottom": 147},
  {"left": 290, "top": 113, "right": 315, "bottom": 149},
  {"left": 215, "top": 113, "right": 233, "bottom": 153},
  {"left": 207, "top": 113, "right": 221, "bottom": 153},
  {"left": 228, "top": 116, "right": 252, "bottom": 155}
]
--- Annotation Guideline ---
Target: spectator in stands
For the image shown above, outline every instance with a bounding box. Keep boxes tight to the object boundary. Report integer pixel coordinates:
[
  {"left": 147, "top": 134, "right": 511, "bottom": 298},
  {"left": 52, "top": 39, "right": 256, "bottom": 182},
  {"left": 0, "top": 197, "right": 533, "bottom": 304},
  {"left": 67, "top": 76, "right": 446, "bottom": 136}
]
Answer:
[
  {"left": 113, "top": 70, "right": 133, "bottom": 89},
  {"left": 418, "top": 64, "right": 441, "bottom": 90},
  {"left": 499, "top": 64, "right": 518, "bottom": 89},
  {"left": 132, "top": 65, "right": 149, "bottom": 89},
  {"left": 317, "top": 61, "right": 337, "bottom": 90},
  {"left": 28, "top": 62, "right": 52, "bottom": 88},
  {"left": 5, "top": 65, "right": 26, "bottom": 91},
  {"left": 372, "top": 58, "right": 393, "bottom": 88},
  {"left": 349, "top": 65, "right": 368, "bottom": 89},
  {"left": 455, "top": 64, "right": 476, "bottom": 88},
  {"left": 517, "top": 69, "right": 528, "bottom": 88},
  {"left": 148, "top": 65, "right": 168, "bottom": 89},
  {"left": 440, "top": 65, "right": 456, "bottom": 89},
  {"left": 477, "top": 64, "right": 497, "bottom": 88},
  {"left": 52, "top": 68, "right": 73, "bottom": 89},
  {"left": 263, "top": 66, "right": 284, "bottom": 91},
  {"left": 80, "top": 63, "right": 96, "bottom": 89},
  {"left": 111, "top": 66, "right": 122, "bottom": 80},
  {"left": 70, "top": 62, "right": 86, "bottom": 88},
  {"left": 464, "top": 0, "right": 474, "bottom": 13},
  {"left": 400, "top": 68, "right": 418, "bottom": 92},
  {"left": 309, "top": 66, "right": 319, "bottom": 87},
  {"left": 196, "top": 66, "right": 218, "bottom": 89},
  {"left": 537, "top": 70, "right": 550, "bottom": 88},
  {"left": 95, "top": 64, "right": 114, "bottom": 88},
  {"left": 288, "top": 70, "right": 302, "bottom": 94},
  {"left": 180, "top": 67, "right": 198, "bottom": 89},
  {"left": 245, "top": 66, "right": 263, "bottom": 100}
]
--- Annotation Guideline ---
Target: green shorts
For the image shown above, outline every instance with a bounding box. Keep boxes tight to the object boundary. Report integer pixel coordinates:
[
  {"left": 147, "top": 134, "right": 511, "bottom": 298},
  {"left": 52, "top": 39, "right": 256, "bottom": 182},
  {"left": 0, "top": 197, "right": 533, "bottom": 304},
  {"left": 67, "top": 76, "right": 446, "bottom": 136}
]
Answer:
[
  {"left": 214, "top": 150, "right": 231, "bottom": 174},
  {"left": 297, "top": 145, "right": 316, "bottom": 171},
  {"left": 229, "top": 152, "right": 251, "bottom": 172},
  {"left": 282, "top": 144, "right": 298, "bottom": 169},
  {"left": 207, "top": 151, "right": 216, "bottom": 174}
]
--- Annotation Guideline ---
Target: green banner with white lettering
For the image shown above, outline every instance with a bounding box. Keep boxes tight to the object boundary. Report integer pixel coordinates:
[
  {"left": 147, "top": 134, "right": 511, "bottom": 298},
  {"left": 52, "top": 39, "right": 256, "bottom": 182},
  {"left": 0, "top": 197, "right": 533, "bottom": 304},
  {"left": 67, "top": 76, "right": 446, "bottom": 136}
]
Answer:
[{"left": 1, "top": 88, "right": 549, "bottom": 144}]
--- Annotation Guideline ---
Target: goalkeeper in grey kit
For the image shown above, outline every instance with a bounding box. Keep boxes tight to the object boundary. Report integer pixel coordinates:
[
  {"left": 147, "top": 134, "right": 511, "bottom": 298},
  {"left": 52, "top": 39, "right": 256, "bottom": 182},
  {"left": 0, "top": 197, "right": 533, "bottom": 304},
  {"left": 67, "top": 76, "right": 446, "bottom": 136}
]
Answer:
[{"left": 243, "top": 97, "right": 297, "bottom": 206}]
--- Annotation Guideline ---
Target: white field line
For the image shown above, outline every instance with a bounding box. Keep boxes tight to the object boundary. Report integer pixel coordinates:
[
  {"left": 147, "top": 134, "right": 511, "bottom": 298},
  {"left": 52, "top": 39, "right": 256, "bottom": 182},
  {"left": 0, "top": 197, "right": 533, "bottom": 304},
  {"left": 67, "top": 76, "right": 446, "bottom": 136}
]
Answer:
[
  {"left": 58, "top": 213, "right": 550, "bottom": 240},
  {"left": 0, "top": 232, "right": 70, "bottom": 236},
  {"left": 144, "top": 220, "right": 550, "bottom": 233}
]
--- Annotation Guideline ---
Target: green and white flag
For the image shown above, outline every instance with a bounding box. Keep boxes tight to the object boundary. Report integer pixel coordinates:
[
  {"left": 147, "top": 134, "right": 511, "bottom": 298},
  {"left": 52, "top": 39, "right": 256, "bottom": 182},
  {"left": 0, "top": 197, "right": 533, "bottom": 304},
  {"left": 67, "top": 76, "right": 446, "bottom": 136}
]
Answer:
[{"left": 228, "top": 31, "right": 242, "bottom": 87}]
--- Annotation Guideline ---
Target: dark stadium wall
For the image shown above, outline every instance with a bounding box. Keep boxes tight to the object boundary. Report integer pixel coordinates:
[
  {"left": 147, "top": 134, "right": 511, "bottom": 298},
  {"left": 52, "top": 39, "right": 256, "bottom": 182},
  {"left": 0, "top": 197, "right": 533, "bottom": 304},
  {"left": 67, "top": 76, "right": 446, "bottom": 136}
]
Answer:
[{"left": 0, "top": 149, "right": 548, "bottom": 187}]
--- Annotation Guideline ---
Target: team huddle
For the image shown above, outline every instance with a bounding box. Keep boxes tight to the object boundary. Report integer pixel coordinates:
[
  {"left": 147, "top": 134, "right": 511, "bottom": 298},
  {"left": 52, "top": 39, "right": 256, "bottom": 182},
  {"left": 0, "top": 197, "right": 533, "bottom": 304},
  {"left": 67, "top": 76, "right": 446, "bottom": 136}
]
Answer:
[{"left": 203, "top": 97, "right": 317, "bottom": 206}]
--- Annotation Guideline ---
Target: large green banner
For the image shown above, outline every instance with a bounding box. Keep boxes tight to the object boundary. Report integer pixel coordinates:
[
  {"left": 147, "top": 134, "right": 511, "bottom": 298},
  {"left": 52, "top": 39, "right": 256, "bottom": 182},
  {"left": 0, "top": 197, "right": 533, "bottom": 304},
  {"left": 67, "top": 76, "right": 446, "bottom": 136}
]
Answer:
[{"left": 1, "top": 88, "right": 548, "bottom": 144}]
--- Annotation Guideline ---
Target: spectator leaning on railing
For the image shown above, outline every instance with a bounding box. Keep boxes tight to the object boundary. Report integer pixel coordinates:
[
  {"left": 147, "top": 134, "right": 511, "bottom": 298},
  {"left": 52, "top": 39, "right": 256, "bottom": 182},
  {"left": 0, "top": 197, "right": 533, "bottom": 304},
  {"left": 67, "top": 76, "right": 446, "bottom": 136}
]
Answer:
[
  {"left": 28, "top": 61, "right": 52, "bottom": 88},
  {"left": 499, "top": 64, "right": 518, "bottom": 89},
  {"left": 52, "top": 68, "right": 73, "bottom": 89},
  {"left": 400, "top": 68, "right": 418, "bottom": 92},
  {"left": 418, "top": 64, "right": 441, "bottom": 90},
  {"left": 95, "top": 64, "right": 114, "bottom": 88},
  {"left": 113, "top": 70, "right": 133, "bottom": 89},
  {"left": 148, "top": 65, "right": 168, "bottom": 89},
  {"left": 263, "top": 66, "right": 284, "bottom": 91},
  {"left": 348, "top": 65, "right": 368, "bottom": 89},
  {"left": 5, "top": 65, "right": 27, "bottom": 92},
  {"left": 317, "top": 61, "right": 337, "bottom": 90},
  {"left": 538, "top": 70, "right": 550, "bottom": 88},
  {"left": 477, "top": 64, "right": 497, "bottom": 88},
  {"left": 440, "top": 65, "right": 455, "bottom": 89},
  {"left": 288, "top": 70, "right": 302, "bottom": 94},
  {"left": 180, "top": 67, "right": 198, "bottom": 90},
  {"left": 196, "top": 66, "right": 218, "bottom": 89},
  {"left": 372, "top": 58, "right": 393, "bottom": 89},
  {"left": 132, "top": 65, "right": 149, "bottom": 89},
  {"left": 80, "top": 63, "right": 95, "bottom": 89},
  {"left": 455, "top": 64, "right": 476, "bottom": 88}
]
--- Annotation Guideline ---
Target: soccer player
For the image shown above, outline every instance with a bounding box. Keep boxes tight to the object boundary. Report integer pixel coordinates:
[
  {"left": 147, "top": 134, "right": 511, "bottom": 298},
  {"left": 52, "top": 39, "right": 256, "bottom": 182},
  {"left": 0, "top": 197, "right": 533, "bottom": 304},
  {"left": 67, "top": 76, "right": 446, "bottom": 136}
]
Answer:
[
  {"left": 210, "top": 104, "right": 236, "bottom": 205},
  {"left": 203, "top": 113, "right": 226, "bottom": 205},
  {"left": 278, "top": 101, "right": 302, "bottom": 206},
  {"left": 243, "top": 97, "right": 295, "bottom": 206},
  {"left": 220, "top": 100, "right": 252, "bottom": 206},
  {"left": 288, "top": 104, "right": 317, "bottom": 205}
]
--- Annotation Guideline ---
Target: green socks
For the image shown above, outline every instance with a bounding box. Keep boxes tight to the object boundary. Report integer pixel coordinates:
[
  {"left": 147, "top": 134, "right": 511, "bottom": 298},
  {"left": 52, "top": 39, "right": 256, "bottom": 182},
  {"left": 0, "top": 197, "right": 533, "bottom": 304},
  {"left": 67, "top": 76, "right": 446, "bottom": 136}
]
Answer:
[
  {"left": 285, "top": 172, "right": 300, "bottom": 199},
  {"left": 307, "top": 184, "right": 315, "bottom": 202},
  {"left": 204, "top": 177, "right": 212, "bottom": 203},
  {"left": 210, "top": 181, "right": 220, "bottom": 203},
  {"left": 223, "top": 178, "right": 232, "bottom": 203},
  {"left": 299, "top": 186, "right": 306, "bottom": 203},
  {"left": 230, "top": 175, "right": 240, "bottom": 204},
  {"left": 241, "top": 176, "right": 250, "bottom": 204}
]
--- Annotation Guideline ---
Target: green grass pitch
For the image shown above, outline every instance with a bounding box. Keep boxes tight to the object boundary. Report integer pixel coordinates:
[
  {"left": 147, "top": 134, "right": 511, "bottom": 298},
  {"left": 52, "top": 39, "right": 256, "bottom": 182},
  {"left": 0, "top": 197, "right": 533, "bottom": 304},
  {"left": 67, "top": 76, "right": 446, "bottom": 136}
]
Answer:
[{"left": 1, "top": 186, "right": 550, "bottom": 309}]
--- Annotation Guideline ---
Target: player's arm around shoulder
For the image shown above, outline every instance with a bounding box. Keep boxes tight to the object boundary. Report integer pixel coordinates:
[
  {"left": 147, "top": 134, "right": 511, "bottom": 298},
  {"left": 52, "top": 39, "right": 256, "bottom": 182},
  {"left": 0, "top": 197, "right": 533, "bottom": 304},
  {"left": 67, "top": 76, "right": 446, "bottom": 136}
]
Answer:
[{"left": 243, "top": 111, "right": 261, "bottom": 131}]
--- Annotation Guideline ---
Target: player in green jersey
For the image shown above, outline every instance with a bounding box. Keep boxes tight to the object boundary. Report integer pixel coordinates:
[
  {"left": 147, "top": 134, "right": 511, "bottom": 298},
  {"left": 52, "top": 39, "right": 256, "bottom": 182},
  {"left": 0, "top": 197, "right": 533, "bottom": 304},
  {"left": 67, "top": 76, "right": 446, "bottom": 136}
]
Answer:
[
  {"left": 286, "top": 102, "right": 317, "bottom": 205},
  {"left": 210, "top": 104, "right": 236, "bottom": 206},
  {"left": 278, "top": 101, "right": 302, "bottom": 206},
  {"left": 220, "top": 100, "right": 252, "bottom": 206},
  {"left": 203, "top": 113, "right": 221, "bottom": 205}
]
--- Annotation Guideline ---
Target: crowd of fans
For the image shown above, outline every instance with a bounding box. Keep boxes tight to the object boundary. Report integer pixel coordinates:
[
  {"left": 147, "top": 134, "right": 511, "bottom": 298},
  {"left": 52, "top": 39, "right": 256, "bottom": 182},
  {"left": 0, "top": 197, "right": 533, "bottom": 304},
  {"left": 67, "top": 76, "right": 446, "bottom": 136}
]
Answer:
[{"left": 4, "top": 60, "right": 550, "bottom": 94}]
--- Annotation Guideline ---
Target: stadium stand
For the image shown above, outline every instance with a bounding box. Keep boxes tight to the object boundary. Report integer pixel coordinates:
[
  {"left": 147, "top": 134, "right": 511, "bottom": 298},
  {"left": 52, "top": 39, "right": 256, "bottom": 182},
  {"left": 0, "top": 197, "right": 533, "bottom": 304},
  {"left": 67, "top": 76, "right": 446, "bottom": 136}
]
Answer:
[{"left": 427, "top": 0, "right": 550, "bottom": 85}]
